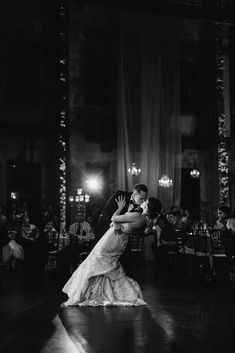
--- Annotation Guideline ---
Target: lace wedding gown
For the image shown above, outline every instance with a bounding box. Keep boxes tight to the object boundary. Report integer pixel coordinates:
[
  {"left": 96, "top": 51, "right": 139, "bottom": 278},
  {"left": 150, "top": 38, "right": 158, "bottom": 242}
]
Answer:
[{"left": 61, "top": 223, "right": 147, "bottom": 307}]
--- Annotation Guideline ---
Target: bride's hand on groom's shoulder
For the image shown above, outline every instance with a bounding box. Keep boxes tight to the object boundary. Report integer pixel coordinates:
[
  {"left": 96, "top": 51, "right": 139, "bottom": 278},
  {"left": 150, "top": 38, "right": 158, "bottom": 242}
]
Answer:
[{"left": 115, "top": 195, "right": 126, "bottom": 210}]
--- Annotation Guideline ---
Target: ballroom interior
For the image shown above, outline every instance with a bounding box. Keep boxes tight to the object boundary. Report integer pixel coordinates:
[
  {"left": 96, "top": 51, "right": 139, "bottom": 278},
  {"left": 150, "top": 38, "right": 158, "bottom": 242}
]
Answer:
[
  {"left": 0, "top": 0, "right": 234, "bottom": 226},
  {"left": 1, "top": 1, "right": 235, "bottom": 353}
]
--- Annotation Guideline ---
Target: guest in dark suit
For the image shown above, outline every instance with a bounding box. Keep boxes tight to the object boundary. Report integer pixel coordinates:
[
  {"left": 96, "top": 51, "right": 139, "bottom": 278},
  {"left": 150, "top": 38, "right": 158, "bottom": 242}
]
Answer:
[{"left": 94, "top": 184, "right": 148, "bottom": 275}]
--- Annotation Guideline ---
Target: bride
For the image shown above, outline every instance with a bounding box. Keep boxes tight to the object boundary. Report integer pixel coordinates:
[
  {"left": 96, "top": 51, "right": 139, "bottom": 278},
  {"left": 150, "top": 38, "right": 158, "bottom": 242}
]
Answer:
[{"left": 61, "top": 196, "right": 161, "bottom": 307}]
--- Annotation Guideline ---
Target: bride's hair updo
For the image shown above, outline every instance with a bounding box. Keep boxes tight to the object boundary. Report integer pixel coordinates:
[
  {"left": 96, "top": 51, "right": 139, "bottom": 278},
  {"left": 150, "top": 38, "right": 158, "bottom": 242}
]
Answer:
[{"left": 147, "top": 197, "right": 162, "bottom": 219}]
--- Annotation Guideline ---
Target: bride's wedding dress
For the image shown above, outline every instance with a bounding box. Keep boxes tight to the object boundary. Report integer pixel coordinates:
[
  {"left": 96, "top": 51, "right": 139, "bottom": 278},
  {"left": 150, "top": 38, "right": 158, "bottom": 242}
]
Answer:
[{"left": 61, "top": 223, "right": 147, "bottom": 307}]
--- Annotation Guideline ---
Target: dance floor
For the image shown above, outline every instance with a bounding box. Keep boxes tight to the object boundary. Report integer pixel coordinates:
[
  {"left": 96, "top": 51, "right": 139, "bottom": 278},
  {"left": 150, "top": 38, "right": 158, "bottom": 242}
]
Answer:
[{"left": 0, "top": 263, "right": 235, "bottom": 353}]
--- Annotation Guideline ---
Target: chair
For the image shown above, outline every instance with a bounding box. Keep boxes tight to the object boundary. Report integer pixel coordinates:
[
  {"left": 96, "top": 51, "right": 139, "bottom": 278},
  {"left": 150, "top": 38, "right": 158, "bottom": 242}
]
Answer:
[
  {"left": 210, "top": 229, "right": 235, "bottom": 283},
  {"left": 176, "top": 233, "right": 193, "bottom": 279},
  {"left": 190, "top": 229, "right": 210, "bottom": 281},
  {"left": 209, "top": 229, "right": 227, "bottom": 256},
  {"left": 176, "top": 234, "right": 186, "bottom": 253},
  {"left": 129, "top": 234, "right": 145, "bottom": 279},
  {"left": 0, "top": 257, "right": 5, "bottom": 282},
  {"left": 192, "top": 229, "right": 209, "bottom": 255},
  {"left": 45, "top": 250, "right": 59, "bottom": 271},
  {"left": 45, "top": 232, "right": 70, "bottom": 284},
  {"left": 76, "top": 240, "right": 94, "bottom": 265},
  {"left": 225, "top": 230, "right": 235, "bottom": 282},
  {"left": 158, "top": 230, "right": 184, "bottom": 282}
]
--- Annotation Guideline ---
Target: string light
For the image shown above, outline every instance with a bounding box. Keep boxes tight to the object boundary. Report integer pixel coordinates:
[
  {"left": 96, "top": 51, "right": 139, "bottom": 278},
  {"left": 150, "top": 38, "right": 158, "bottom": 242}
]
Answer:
[
  {"left": 215, "top": 24, "right": 229, "bottom": 205},
  {"left": 58, "top": 0, "right": 68, "bottom": 232}
]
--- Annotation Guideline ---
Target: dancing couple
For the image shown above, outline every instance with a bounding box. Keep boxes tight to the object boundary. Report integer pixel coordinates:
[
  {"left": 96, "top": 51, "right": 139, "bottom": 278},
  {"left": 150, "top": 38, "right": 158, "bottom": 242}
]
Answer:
[{"left": 61, "top": 184, "right": 161, "bottom": 307}]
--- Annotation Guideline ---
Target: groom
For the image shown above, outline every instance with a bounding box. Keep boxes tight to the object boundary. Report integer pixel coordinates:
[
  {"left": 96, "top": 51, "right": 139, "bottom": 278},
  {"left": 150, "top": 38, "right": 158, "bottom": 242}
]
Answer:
[
  {"left": 94, "top": 183, "right": 148, "bottom": 243},
  {"left": 94, "top": 184, "right": 148, "bottom": 275}
]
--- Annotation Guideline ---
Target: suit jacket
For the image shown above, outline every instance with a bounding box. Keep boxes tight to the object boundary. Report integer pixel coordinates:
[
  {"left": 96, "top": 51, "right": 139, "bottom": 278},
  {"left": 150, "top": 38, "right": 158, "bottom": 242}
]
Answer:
[{"left": 94, "top": 190, "right": 132, "bottom": 242}]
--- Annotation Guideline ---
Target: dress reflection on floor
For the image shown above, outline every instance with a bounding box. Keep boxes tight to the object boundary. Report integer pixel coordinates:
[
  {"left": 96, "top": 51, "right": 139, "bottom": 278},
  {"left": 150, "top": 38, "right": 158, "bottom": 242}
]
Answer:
[{"left": 1, "top": 262, "right": 235, "bottom": 353}]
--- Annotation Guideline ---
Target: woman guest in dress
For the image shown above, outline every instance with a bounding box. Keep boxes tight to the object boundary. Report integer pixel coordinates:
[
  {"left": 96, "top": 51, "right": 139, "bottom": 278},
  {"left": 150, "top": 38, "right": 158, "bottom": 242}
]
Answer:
[
  {"left": 61, "top": 196, "right": 160, "bottom": 307},
  {"left": 214, "top": 205, "right": 231, "bottom": 230}
]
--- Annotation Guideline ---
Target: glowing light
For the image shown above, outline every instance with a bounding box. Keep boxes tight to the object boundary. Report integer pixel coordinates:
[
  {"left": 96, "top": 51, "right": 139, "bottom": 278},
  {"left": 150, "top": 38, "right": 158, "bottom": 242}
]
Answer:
[
  {"left": 11, "top": 192, "right": 17, "bottom": 200},
  {"left": 86, "top": 178, "right": 102, "bottom": 192},
  {"left": 77, "top": 188, "right": 83, "bottom": 195},
  {"left": 190, "top": 169, "right": 201, "bottom": 178},
  {"left": 85, "top": 194, "right": 90, "bottom": 203},
  {"left": 216, "top": 24, "right": 230, "bottom": 205},
  {"left": 58, "top": 0, "right": 68, "bottom": 233},
  {"left": 128, "top": 162, "right": 141, "bottom": 176},
  {"left": 158, "top": 174, "right": 173, "bottom": 188},
  {"left": 80, "top": 195, "right": 85, "bottom": 202},
  {"left": 69, "top": 188, "right": 90, "bottom": 208}
]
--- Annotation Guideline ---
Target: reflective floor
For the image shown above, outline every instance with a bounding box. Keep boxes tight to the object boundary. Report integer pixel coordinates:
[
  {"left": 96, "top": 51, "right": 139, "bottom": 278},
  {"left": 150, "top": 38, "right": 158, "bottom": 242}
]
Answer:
[{"left": 1, "top": 263, "right": 235, "bottom": 353}]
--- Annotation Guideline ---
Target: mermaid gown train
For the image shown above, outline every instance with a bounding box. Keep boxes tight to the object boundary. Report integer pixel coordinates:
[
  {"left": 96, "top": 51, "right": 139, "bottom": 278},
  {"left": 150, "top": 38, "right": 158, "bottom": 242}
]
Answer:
[{"left": 62, "top": 224, "right": 147, "bottom": 307}]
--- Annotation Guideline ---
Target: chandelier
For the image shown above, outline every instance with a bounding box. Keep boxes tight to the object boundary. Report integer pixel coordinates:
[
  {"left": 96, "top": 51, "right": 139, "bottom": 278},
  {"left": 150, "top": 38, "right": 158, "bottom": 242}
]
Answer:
[
  {"left": 190, "top": 168, "right": 200, "bottom": 178},
  {"left": 128, "top": 162, "right": 141, "bottom": 176},
  {"left": 158, "top": 174, "right": 173, "bottom": 188},
  {"left": 69, "top": 188, "right": 90, "bottom": 203}
]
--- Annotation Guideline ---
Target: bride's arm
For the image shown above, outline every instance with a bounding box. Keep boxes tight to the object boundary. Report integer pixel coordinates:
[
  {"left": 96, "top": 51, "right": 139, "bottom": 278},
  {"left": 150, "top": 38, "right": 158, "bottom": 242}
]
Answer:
[
  {"left": 110, "top": 195, "right": 126, "bottom": 224},
  {"left": 112, "top": 212, "right": 141, "bottom": 224},
  {"left": 111, "top": 195, "right": 142, "bottom": 224}
]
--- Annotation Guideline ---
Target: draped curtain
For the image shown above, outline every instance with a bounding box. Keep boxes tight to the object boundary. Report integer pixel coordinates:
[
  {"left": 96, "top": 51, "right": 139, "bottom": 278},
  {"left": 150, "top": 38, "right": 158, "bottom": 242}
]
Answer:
[{"left": 117, "top": 12, "right": 181, "bottom": 212}]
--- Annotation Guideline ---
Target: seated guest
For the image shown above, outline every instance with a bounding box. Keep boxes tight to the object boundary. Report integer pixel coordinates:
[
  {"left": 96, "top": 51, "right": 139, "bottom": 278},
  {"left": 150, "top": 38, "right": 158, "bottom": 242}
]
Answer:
[
  {"left": 69, "top": 209, "right": 95, "bottom": 262},
  {"left": 170, "top": 205, "right": 180, "bottom": 214},
  {"left": 142, "top": 199, "right": 163, "bottom": 259},
  {"left": 152, "top": 211, "right": 180, "bottom": 278},
  {"left": 1, "top": 220, "right": 24, "bottom": 271},
  {"left": 57, "top": 210, "right": 94, "bottom": 283},
  {"left": 170, "top": 205, "right": 182, "bottom": 227},
  {"left": 214, "top": 205, "right": 230, "bottom": 230},
  {"left": 179, "top": 209, "right": 193, "bottom": 232},
  {"left": 18, "top": 215, "right": 48, "bottom": 288},
  {"left": 227, "top": 217, "right": 235, "bottom": 234},
  {"left": 205, "top": 212, "right": 232, "bottom": 281},
  {"left": 39, "top": 202, "right": 59, "bottom": 231},
  {"left": 43, "top": 220, "right": 59, "bottom": 251},
  {"left": 158, "top": 212, "right": 179, "bottom": 252},
  {"left": 225, "top": 217, "right": 235, "bottom": 257},
  {"left": 151, "top": 215, "right": 167, "bottom": 261},
  {"left": 19, "top": 215, "right": 39, "bottom": 241},
  {"left": 204, "top": 206, "right": 231, "bottom": 281}
]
